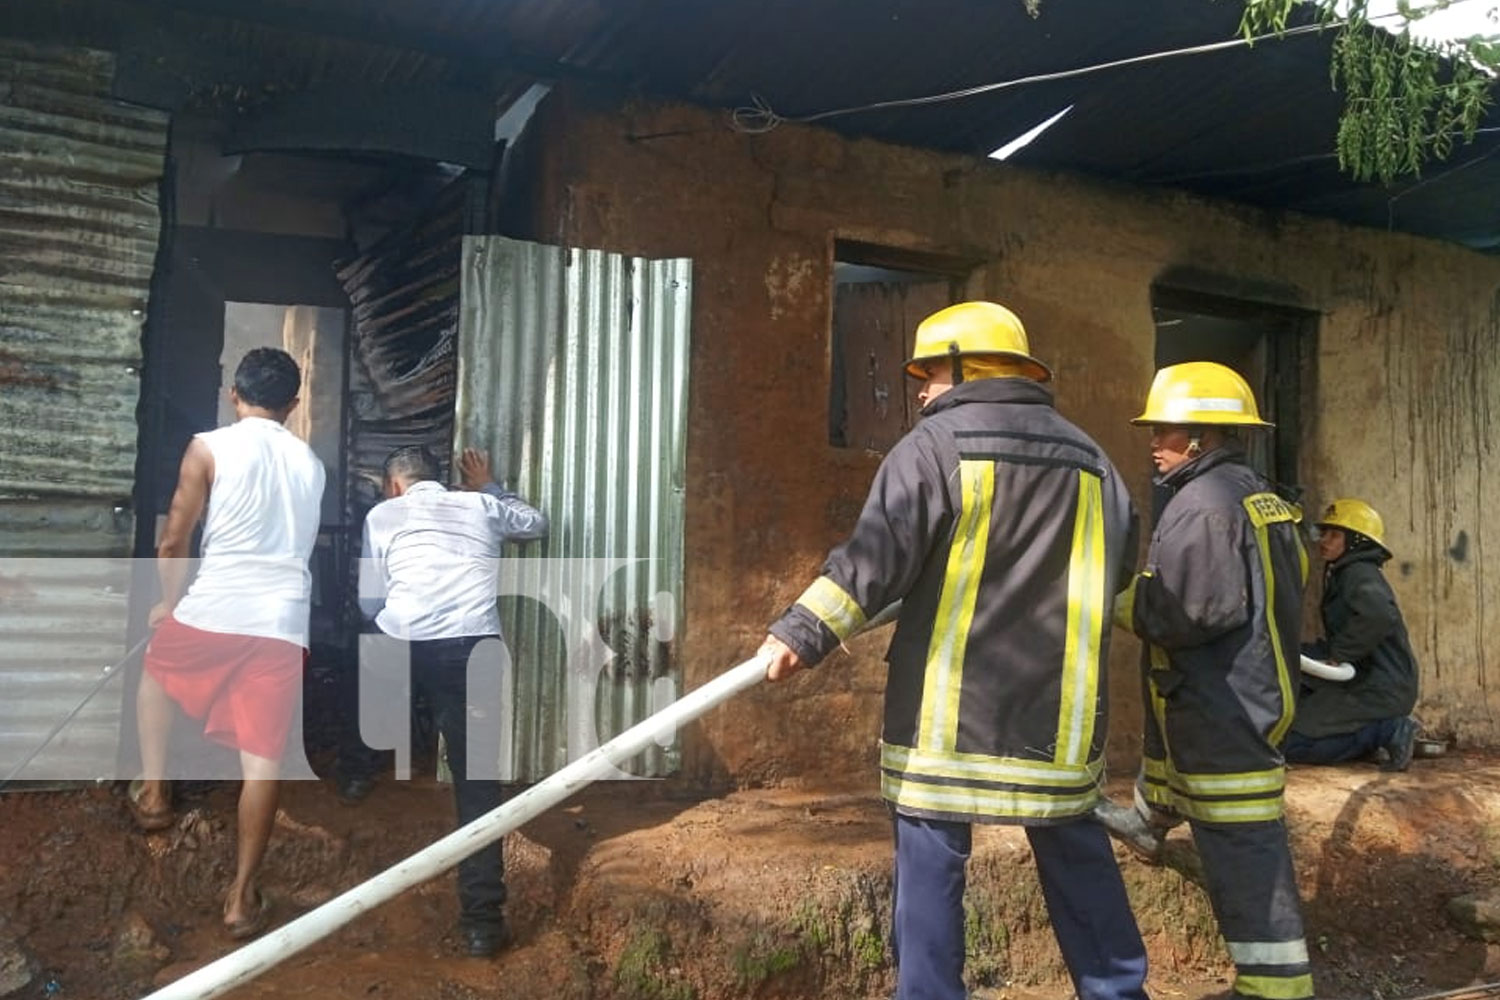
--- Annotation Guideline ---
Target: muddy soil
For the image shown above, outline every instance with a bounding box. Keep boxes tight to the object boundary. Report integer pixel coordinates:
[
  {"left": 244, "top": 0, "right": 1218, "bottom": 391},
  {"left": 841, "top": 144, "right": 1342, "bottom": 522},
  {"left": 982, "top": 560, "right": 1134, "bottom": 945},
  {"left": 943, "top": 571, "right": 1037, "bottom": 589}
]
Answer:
[{"left": 3, "top": 754, "right": 1500, "bottom": 1000}]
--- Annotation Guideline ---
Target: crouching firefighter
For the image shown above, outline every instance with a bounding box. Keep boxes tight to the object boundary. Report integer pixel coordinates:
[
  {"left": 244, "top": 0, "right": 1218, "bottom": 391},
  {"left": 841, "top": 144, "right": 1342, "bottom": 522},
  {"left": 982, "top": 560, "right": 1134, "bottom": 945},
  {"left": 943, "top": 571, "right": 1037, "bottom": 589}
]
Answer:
[
  {"left": 760, "top": 302, "right": 1150, "bottom": 1000},
  {"left": 1110, "top": 361, "right": 1314, "bottom": 1000}
]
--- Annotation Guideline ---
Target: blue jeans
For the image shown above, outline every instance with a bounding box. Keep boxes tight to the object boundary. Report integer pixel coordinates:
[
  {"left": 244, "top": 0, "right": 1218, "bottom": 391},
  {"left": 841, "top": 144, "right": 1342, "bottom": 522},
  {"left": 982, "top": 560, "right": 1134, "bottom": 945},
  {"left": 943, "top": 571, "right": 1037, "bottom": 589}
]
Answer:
[
  {"left": 1283, "top": 717, "right": 1401, "bottom": 765},
  {"left": 891, "top": 813, "right": 1149, "bottom": 1000}
]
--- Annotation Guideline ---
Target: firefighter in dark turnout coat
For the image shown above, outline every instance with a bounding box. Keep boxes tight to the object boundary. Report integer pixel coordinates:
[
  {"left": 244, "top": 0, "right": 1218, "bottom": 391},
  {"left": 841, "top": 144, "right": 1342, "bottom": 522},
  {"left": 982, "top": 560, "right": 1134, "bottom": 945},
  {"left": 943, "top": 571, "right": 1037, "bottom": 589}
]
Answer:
[
  {"left": 1284, "top": 498, "right": 1419, "bottom": 770},
  {"left": 1116, "top": 361, "right": 1314, "bottom": 1000},
  {"left": 762, "top": 302, "right": 1150, "bottom": 1000}
]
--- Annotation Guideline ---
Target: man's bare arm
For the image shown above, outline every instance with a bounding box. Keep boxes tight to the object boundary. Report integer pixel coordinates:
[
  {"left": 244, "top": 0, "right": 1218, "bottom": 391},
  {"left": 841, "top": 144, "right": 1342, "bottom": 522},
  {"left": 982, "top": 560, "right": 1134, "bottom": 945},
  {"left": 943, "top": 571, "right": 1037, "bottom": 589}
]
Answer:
[{"left": 151, "top": 438, "right": 213, "bottom": 626}]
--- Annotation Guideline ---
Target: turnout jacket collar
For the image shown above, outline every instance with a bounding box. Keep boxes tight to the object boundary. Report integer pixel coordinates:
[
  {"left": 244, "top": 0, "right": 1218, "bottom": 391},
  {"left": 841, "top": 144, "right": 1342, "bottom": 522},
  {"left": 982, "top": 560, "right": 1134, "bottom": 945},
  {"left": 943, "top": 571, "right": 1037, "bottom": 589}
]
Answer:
[
  {"left": 919, "top": 376, "right": 1054, "bottom": 418},
  {"left": 1155, "top": 439, "right": 1250, "bottom": 494},
  {"left": 1328, "top": 544, "right": 1389, "bottom": 575}
]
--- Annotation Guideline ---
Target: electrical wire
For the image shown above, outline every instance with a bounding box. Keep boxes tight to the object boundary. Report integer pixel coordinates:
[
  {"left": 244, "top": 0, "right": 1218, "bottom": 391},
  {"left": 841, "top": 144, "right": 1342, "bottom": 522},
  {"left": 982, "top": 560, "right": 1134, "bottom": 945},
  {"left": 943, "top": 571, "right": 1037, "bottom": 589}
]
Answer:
[
  {"left": 728, "top": 0, "right": 1497, "bottom": 136},
  {"left": 730, "top": 19, "right": 1348, "bottom": 134}
]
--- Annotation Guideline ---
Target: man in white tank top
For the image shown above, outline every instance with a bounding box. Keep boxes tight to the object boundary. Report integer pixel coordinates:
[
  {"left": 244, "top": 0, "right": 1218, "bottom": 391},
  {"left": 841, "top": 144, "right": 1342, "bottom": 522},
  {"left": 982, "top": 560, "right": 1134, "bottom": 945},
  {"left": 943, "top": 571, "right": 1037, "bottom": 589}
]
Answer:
[{"left": 131, "top": 347, "right": 326, "bottom": 940}]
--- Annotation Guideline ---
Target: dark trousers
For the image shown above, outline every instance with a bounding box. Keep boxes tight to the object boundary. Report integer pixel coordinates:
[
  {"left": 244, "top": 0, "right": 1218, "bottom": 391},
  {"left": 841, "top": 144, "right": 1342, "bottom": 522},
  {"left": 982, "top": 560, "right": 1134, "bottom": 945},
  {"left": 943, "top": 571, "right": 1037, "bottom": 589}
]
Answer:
[
  {"left": 1283, "top": 717, "right": 1401, "bottom": 765},
  {"left": 891, "top": 813, "right": 1149, "bottom": 1000},
  {"left": 340, "top": 634, "right": 509, "bottom": 932},
  {"left": 1190, "top": 819, "right": 1312, "bottom": 998}
]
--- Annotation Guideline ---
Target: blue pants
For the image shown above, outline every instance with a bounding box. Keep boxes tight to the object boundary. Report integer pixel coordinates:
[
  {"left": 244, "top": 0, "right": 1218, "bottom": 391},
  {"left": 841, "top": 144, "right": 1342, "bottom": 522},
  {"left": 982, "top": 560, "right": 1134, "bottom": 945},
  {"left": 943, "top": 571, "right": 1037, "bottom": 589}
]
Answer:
[
  {"left": 891, "top": 813, "right": 1149, "bottom": 1000},
  {"left": 1283, "top": 717, "right": 1401, "bottom": 765}
]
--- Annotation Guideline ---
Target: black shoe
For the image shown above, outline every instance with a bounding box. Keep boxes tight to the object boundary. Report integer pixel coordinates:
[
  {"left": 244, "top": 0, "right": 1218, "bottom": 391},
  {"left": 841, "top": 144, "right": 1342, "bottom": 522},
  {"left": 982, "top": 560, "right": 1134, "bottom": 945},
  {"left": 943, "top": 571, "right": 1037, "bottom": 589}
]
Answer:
[
  {"left": 463, "top": 923, "right": 512, "bottom": 958},
  {"left": 1380, "top": 717, "right": 1417, "bottom": 773},
  {"left": 335, "top": 773, "right": 375, "bottom": 806},
  {"left": 1092, "top": 799, "right": 1163, "bottom": 860}
]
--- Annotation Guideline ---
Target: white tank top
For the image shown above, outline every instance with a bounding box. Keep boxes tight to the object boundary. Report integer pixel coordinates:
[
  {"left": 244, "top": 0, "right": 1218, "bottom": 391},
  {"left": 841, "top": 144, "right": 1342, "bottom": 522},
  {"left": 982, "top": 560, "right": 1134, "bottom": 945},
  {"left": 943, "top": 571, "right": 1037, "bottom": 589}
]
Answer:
[{"left": 172, "top": 417, "right": 327, "bottom": 647}]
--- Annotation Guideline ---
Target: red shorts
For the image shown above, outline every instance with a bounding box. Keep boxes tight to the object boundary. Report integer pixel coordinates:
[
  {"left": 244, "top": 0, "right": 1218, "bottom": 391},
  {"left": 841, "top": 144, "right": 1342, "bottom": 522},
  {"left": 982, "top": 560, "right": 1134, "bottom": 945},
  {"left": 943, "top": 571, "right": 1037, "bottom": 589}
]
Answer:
[{"left": 144, "top": 617, "right": 305, "bottom": 761}]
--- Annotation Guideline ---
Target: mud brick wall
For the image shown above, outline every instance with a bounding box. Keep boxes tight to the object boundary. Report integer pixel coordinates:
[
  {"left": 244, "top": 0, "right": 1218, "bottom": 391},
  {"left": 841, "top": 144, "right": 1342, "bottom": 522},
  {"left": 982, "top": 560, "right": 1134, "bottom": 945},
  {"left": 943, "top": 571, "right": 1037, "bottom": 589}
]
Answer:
[{"left": 505, "top": 85, "right": 1500, "bottom": 787}]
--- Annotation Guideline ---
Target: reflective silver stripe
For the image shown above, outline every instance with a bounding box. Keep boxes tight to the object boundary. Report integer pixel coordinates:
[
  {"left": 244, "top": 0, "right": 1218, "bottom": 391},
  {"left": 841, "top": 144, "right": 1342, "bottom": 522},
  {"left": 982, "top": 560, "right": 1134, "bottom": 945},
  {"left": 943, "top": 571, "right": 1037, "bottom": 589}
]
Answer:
[
  {"left": 882, "top": 773, "right": 1099, "bottom": 820},
  {"left": 882, "top": 741, "right": 1102, "bottom": 787},
  {"left": 1175, "top": 769, "right": 1285, "bottom": 795},
  {"left": 1228, "top": 940, "right": 1310, "bottom": 967}
]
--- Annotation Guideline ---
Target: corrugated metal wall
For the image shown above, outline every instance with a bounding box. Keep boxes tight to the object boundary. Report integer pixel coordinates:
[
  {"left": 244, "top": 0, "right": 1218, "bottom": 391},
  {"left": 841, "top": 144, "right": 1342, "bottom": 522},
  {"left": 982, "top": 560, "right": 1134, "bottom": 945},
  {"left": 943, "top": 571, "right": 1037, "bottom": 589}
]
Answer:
[
  {"left": 454, "top": 235, "right": 691, "bottom": 780},
  {"left": 0, "top": 41, "right": 168, "bottom": 782}
]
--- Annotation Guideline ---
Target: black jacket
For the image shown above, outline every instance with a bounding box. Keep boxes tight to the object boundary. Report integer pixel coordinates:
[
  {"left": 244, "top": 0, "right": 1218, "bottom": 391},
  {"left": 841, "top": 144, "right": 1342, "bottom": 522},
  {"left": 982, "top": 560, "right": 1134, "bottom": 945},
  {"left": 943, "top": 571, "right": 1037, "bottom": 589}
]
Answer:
[
  {"left": 1292, "top": 547, "right": 1418, "bottom": 738},
  {"left": 1129, "top": 442, "right": 1307, "bottom": 822},
  {"left": 771, "top": 378, "right": 1136, "bottom": 825}
]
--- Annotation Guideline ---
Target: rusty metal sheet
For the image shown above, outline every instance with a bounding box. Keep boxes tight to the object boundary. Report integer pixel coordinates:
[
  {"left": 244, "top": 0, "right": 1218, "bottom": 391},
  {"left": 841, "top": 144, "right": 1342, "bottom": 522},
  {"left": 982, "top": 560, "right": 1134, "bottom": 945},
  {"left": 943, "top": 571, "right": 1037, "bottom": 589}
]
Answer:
[
  {"left": 0, "top": 40, "right": 166, "bottom": 788},
  {"left": 454, "top": 235, "right": 692, "bottom": 781},
  {"left": 0, "top": 40, "right": 165, "bottom": 500},
  {"left": 336, "top": 181, "right": 467, "bottom": 528}
]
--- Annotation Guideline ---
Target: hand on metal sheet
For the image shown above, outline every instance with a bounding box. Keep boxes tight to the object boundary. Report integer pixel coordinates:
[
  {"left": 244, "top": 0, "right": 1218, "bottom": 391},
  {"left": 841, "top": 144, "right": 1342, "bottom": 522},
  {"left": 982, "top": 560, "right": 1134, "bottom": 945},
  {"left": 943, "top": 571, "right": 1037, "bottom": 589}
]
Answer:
[
  {"left": 759, "top": 635, "right": 805, "bottom": 681},
  {"left": 459, "top": 447, "right": 494, "bottom": 490}
]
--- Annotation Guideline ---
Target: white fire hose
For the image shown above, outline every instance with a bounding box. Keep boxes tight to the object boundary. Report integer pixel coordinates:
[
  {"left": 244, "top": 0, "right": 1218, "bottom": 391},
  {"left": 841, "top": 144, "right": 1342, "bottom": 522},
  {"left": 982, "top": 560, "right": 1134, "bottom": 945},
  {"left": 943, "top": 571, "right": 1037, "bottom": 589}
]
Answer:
[
  {"left": 139, "top": 602, "right": 901, "bottom": 1000},
  {"left": 140, "top": 652, "right": 774, "bottom": 1000},
  {"left": 1299, "top": 654, "right": 1355, "bottom": 682}
]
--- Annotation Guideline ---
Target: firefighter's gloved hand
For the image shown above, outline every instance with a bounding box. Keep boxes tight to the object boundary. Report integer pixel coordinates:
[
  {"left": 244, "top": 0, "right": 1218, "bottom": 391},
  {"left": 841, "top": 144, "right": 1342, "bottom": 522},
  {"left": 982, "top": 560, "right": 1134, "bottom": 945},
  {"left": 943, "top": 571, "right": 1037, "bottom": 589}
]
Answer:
[
  {"left": 1299, "top": 655, "right": 1355, "bottom": 682},
  {"left": 1093, "top": 796, "right": 1165, "bottom": 861},
  {"left": 759, "top": 634, "right": 806, "bottom": 682}
]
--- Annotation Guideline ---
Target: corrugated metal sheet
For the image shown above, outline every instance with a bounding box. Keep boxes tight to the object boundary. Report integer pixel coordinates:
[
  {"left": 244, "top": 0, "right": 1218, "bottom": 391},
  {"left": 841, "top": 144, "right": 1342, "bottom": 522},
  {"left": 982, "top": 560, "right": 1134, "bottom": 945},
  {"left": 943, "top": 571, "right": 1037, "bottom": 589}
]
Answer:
[
  {"left": 0, "top": 553, "right": 133, "bottom": 780},
  {"left": 454, "top": 235, "right": 691, "bottom": 780},
  {"left": 336, "top": 181, "right": 466, "bottom": 531},
  {"left": 0, "top": 40, "right": 166, "bottom": 498},
  {"left": 0, "top": 40, "right": 166, "bottom": 785}
]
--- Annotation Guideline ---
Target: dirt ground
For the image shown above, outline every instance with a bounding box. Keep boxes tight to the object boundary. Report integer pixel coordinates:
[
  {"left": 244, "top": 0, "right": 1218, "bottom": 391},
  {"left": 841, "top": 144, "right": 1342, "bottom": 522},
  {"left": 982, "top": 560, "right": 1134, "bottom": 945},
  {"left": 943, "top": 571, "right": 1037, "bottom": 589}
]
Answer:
[{"left": 3, "top": 753, "right": 1500, "bottom": 1000}]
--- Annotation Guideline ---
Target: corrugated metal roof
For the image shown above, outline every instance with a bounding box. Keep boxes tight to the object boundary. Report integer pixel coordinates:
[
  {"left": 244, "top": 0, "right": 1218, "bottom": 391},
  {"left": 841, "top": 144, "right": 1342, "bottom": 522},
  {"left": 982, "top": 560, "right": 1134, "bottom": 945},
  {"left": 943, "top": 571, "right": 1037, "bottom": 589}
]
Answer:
[
  {"left": 12, "top": 0, "right": 1496, "bottom": 246},
  {"left": 0, "top": 40, "right": 165, "bottom": 786},
  {"left": 455, "top": 235, "right": 691, "bottom": 781}
]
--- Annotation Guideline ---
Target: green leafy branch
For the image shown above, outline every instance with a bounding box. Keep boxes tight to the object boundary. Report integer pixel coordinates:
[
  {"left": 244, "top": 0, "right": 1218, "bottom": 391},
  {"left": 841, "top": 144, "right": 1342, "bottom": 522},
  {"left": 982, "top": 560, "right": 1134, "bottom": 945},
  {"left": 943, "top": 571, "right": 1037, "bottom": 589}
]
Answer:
[{"left": 1240, "top": 0, "right": 1496, "bottom": 183}]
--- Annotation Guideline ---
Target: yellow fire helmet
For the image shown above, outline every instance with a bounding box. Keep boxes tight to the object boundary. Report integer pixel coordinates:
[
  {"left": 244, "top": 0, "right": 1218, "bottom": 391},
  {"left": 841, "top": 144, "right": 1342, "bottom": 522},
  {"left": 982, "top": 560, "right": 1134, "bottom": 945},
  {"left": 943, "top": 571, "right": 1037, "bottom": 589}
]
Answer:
[
  {"left": 903, "top": 301, "right": 1053, "bottom": 383},
  {"left": 1131, "top": 361, "right": 1273, "bottom": 428},
  {"left": 1316, "top": 498, "right": 1389, "bottom": 554}
]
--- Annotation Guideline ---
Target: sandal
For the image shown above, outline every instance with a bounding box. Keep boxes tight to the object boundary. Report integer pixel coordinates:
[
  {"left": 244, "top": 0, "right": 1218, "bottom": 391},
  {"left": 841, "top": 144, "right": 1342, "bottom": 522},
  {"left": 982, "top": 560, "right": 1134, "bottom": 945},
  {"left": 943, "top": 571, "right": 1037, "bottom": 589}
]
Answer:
[
  {"left": 127, "top": 778, "right": 175, "bottom": 832},
  {"left": 225, "top": 889, "right": 272, "bottom": 941}
]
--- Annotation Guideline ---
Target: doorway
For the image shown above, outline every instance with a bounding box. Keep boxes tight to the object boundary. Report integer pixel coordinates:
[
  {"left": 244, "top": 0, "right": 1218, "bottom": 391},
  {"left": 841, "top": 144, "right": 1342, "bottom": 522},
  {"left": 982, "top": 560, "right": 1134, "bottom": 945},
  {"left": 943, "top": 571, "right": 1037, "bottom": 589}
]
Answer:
[{"left": 1150, "top": 286, "right": 1314, "bottom": 509}]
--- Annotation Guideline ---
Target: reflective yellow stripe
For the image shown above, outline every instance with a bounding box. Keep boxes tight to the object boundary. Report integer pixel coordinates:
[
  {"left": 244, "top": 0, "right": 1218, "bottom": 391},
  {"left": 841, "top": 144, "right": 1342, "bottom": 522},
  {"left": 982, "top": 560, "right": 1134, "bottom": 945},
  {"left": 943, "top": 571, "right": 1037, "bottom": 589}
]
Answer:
[
  {"left": 1247, "top": 519, "right": 1297, "bottom": 747},
  {"left": 1140, "top": 784, "right": 1175, "bottom": 809},
  {"left": 881, "top": 773, "right": 1099, "bottom": 820},
  {"left": 1113, "top": 575, "right": 1137, "bottom": 630},
  {"left": 1243, "top": 493, "right": 1298, "bottom": 528},
  {"left": 794, "top": 576, "right": 866, "bottom": 642},
  {"left": 1296, "top": 533, "right": 1309, "bottom": 585},
  {"left": 1057, "top": 471, "right": 1105, "bottom": 765},
  {"left": 1141, "top": 755, "right": 1285, "bottom": 823},
  {"left": 918, "top": 459, "right": 994, "bottom": 751},
  {"left": 882, "top": 741, "right": 1103, "bottom": 788},
  {"left": 1243, "top": 493, "right": 1298, "bottom": 745},
  {"left": 1235, "top": 973, "right": 1315, "bottom": 999}
]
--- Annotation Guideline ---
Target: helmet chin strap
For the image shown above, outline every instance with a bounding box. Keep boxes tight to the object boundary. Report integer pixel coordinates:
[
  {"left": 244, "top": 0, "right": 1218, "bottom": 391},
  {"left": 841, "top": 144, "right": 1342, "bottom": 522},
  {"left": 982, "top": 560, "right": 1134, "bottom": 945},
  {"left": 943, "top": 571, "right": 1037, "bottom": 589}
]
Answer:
[
  {"left": 948, "top": 342, "right": 964, "bottom": 385},
  {"left": 1186, "top": 435, "right": 1202, "bottom": 457}
]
